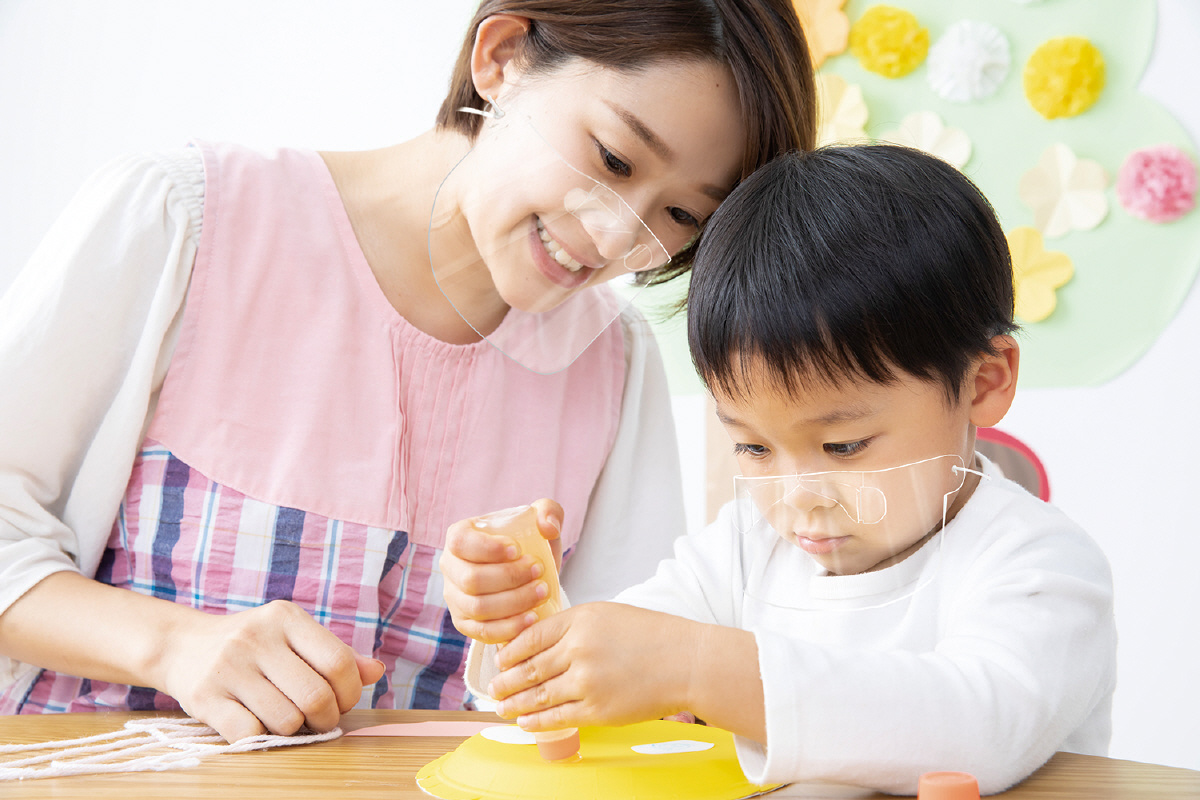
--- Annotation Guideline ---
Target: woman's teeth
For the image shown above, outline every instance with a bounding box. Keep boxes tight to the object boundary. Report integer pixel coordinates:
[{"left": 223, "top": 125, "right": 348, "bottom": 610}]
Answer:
[{"left": 537, "top": 219, "right": 585, "bottom": 272}]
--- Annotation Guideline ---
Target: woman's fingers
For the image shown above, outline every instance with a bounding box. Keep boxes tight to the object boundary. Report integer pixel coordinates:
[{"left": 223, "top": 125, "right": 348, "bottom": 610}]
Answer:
[
  {"left": 202, "top": 697, "right": 270, "bottom": 744},
  {"left": 162, "top": 600, "right": 378, "bottom": 741}
]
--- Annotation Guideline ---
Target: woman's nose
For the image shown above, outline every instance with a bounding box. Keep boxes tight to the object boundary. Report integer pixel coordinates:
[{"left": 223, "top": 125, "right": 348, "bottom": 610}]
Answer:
[{"left": 564, "top": 186, "right": 659, "bottom": 269}]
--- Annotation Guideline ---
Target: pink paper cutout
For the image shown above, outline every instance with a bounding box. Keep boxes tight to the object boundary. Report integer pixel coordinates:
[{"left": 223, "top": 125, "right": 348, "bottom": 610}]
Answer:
[{"left": 345, "top": 721, "right": 498, "bottom": 737}]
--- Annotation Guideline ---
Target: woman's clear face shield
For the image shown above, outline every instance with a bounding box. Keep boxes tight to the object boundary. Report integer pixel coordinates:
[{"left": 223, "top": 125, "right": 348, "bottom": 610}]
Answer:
[
  {"left": 428, "top": 99, "right": 673, "bottom": 374},
  {"left": 734, "top": 455, "right": 975, "bottom": 609}
]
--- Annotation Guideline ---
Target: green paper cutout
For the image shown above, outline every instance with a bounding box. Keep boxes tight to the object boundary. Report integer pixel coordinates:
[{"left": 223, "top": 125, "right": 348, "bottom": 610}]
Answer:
[{"left": 634, "top": 0, "right": 1200, "bottom": 392}]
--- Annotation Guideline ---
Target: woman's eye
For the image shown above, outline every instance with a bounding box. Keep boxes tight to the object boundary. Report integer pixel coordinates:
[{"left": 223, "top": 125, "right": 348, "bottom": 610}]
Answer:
[
  {"left": 824, "top": 440, "right": 869, "bottom": 457},
  {"left": 668, "top": 207, "right": 700, "bottom": 229},
  {"left": 733, "top": 443, "right": 769, "bottom": 458},
  {"left": 596, "top": 142, "right": 632, "bottom": 178}
]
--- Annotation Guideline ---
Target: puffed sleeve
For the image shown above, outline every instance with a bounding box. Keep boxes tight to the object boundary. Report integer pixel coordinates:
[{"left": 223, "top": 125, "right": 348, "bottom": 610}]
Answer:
[
  {"left": 558, "top": 305, "right": 687, "bottom": 602},
  {"left": 0, "top": 148, "right": 202, "bottom": 685}
]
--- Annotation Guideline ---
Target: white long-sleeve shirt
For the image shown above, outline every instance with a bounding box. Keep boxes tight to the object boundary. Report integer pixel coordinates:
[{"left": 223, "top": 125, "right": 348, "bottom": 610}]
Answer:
[
  {"left": 0, "top": 147, "right": 687, "bottom": 689},
  {"left": 615, "top": 458, "right": 1116, "bottom": 795}
]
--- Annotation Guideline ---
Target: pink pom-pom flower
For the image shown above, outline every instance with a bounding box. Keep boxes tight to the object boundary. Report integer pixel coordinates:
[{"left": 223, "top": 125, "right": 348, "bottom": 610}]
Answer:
[{"left": 1116, "top": 144, "right": 1197, "bottom": 223}]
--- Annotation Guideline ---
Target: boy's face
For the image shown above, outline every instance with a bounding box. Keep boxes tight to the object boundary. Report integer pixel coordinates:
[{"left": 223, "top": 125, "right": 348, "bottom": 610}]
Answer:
[{"left": 715, "top": 363, "right": 980, "bottom": 576}]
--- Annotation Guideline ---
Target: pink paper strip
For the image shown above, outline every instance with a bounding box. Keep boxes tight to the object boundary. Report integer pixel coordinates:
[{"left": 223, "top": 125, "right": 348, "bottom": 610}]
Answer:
[{"left": 345, "top": 721, "right": 497, "bottom": 737}]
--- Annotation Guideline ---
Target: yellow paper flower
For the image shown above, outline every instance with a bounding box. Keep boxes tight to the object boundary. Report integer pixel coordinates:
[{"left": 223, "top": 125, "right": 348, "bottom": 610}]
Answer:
[
  {"left": 816, "top": 73, "right": 869, "bottom": 145},
  {"left": 1007, "top": 226, "right": 1074, "bottom": 322},
  {"left": 792, "top": 0, "right": 850, "bottom": 68},
  {"left": 1023, "top": 36, "right": 1106, "bottom": 119},
  {"left": 849, "top": 5, "right": 929, "bottom": 79}
]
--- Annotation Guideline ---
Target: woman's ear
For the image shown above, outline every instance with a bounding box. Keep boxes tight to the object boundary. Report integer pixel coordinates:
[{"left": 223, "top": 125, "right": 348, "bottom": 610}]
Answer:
[
  {"left": 470, "top": 14, "right": 531, "bottom": 105},
  {"left": 969, "top": 335, "right": 1020, "bottom": 428}
]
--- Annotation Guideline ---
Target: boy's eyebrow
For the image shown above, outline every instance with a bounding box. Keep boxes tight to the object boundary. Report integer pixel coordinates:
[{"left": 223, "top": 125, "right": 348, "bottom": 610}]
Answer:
[
  {"left": 716, "top": 404, "right": 877, "bottom": 427},
  {"left": 603, "top": 100, "right": 730, "bottom": 203}
]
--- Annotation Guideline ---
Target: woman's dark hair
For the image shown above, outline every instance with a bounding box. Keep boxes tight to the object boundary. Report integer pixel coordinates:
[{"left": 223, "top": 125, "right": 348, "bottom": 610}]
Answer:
[
  {"left": 436, "top": 0, "right": 817, "bottom": 285},
  {"left": 688, "top": 144, "right": 1018, "bottom": 402}
]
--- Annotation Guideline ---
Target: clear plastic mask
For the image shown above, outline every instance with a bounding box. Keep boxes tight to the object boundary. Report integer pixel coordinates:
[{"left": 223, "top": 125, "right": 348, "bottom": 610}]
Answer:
[
  {"left": 428, "top": 98, "right": 671, "bottom": 374},
  {"left": 733, "top": 455, "right": 981, "bottom": 609}
]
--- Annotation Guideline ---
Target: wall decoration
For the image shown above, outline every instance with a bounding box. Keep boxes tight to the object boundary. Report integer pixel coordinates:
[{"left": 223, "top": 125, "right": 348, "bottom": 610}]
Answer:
[
  {"left": 635, "top": 0, "right": 1200, "bottom": 393},
  {"left": 1008, "top": 226, "right": 1075, "bottom": 322},
  {"left": 1116, "top": 144, "right": 1198, "bottom": 223},
  {"left": 1023, "top": 36, "right": 1107, "bottom": 119},
  {"left": 878, "top": 110, "right": 971, "bottom": 167},
  {"left": 926, "top": 20, "right": 1011, "bottom": 103},
  {"left": 792, "top": 0, "right": 851, "bottom": 68},
  {"left": 848, "top": 5, "right": 930, "bottom": 78},
  {"left": 1018, "top": 143, "right": 1109, "bottom": 238},
  {"left": 816, "top": 72, "right": 870, "bottom": 145}
]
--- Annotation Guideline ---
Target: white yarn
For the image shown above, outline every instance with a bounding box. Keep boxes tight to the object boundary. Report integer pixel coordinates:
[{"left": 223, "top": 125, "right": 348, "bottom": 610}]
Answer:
[{"left": 0, "top": 716, "right": 342, "bottom": 781}]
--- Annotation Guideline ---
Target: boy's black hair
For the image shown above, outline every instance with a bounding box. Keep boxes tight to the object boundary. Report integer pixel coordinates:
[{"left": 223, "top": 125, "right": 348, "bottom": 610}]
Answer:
[{"left": 687, "top": 144, "right": 1018, "bottom": 402}]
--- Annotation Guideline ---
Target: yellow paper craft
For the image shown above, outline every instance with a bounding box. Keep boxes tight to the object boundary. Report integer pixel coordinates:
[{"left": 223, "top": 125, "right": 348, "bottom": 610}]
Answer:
[
  {"left": 416, "top": 720, "right": 784, "bottom": 800},
  {"left": 1008, "top": 226, "right": 1074, "bottom": 323},
  {"left": 792, "top": 0, "right": 850, "bottom": 68},
  {"left": 848, "top": 5, "right": 929, "bottom": 79},
  {"left": 816, "top": 73, "right": 869, "bottom": 146},
  {"left": 1023, "top": 36, "right": 1106, "bottom": 119}
]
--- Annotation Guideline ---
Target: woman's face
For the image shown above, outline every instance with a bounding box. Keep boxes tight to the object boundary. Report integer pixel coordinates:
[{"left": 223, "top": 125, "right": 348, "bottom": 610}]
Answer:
[{"left": 444, "top": 57, "right": 746, "bottom": 315}]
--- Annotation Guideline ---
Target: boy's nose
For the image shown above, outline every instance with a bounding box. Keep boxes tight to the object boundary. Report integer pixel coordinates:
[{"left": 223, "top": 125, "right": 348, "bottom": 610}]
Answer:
[{"left": 782, "top": 484, "right": 841, "bottom": 515}]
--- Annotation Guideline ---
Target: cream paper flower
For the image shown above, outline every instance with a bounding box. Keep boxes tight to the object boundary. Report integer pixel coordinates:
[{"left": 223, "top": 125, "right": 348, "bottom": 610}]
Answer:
[
  {"left": 878, "top": 111, "right": 972, "bottom": 168},
  {"left": 1018, "top": 143, "right": 1109, "bottom": 238},
  {"left": 926, "top": 20, "right": 1011, "bottom": 103},
  {"left": 816, "top": 72, "right": 868, "bottom": 146}
]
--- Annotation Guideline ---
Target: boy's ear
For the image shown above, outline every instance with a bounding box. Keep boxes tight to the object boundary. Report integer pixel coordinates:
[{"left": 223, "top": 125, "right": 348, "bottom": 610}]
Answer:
[
  {"left": 470, "top": 14, "right": 531, "bottom": 105},
  {"left": 969, "top": 335, "right": 1020, "bottom": 428}
]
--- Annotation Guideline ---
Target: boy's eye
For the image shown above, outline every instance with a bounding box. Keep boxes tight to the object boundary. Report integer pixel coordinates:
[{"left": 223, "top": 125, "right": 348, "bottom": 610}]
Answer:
[
  {"left": 824, "top": 440, "right": 870, "bottom": 457},
  {"left": 596, "top": 142, "right": 632, "bottom": 178},
  {"left": 733, "top": 443, "right": 769, "bottom": 458}
]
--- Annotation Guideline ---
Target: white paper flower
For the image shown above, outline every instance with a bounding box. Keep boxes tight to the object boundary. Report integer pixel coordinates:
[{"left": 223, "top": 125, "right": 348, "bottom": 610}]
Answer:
[
  {"left": 927, "top": 20, "right": 1010, "bottom": 103},
  {"left": 816, "top": 72, "right": 869, "bottom": 146},
  {"left": 878, "top": 111, "right": 972, "bottom": 168},
  {"left": 1019, "top": 143, "right": 1109, "bottom": 238}
]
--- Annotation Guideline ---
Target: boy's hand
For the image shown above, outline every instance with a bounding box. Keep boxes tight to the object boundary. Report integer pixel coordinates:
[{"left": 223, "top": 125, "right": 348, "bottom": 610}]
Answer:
[
  {"left": 440, "top": 499, "right": 564, "bottom": 644},
  {"left": 486, "top": 602, "right": 697, "bottom": 731}
]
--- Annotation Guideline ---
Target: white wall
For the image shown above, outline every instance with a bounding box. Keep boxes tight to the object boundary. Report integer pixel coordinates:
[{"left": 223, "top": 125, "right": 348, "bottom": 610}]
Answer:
[{"left": 1, "top": 0, "right": 1196, "bottom": 772}]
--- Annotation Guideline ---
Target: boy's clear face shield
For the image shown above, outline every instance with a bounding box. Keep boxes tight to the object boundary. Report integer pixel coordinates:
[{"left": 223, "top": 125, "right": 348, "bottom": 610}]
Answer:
[
  {"left": 733, "top": 455, "right": 975, "bottom": 609},
  {"left": 428, "top": 100, "right": 673, "bottom": 374}
]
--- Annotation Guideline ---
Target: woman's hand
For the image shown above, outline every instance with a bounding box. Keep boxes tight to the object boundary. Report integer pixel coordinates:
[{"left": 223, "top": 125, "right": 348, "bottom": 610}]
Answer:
[
  {"left": 157, "top": 599, "right": 385, "bottom": 743},
  {"left": 440, "top": 498, "right": 564, "bottom": 644},
  {"left": 486, "top": 602, "right": 697, "bottom": 730},
  {"left": 0, "top": 572, "right": 384, "bottom": 745}
]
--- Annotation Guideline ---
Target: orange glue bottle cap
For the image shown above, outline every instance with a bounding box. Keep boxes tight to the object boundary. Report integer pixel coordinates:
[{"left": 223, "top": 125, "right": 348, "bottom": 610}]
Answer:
[{"left": 918, "top": 771, "right": 980, "bottom": 800}]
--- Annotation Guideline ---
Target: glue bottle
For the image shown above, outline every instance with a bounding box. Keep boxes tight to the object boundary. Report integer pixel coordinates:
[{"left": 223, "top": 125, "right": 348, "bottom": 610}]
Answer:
[{"left": 474, "top": 505, "right": 581, "bottom": 762}]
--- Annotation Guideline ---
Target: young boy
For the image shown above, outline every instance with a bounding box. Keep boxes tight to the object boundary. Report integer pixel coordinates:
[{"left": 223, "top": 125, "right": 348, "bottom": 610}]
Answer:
[{"left": 443, "top": 145, "right": 1116, "bottom": 795}]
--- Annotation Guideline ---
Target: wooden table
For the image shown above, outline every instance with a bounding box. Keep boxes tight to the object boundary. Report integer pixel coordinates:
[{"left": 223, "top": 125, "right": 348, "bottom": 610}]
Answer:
[{"left": 0, "top": 710, "right": 1197, "bottom": 799}]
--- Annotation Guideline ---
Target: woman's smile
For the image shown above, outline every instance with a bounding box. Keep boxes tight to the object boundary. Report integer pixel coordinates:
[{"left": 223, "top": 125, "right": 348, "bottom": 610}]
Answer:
[{"left": 529, "top": 217, "right": 593, "bottom": 290}]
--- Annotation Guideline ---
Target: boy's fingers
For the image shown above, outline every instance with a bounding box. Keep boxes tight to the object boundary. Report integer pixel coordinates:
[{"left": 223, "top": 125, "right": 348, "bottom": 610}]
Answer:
[{"left": 494, "top": 615, "right": 568, "bottom": 672}]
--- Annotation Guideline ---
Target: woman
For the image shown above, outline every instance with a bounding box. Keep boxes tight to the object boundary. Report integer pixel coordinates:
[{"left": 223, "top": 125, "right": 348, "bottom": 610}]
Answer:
[{"left": 0, "top": 0, "right": 815, "bottom": 743}]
